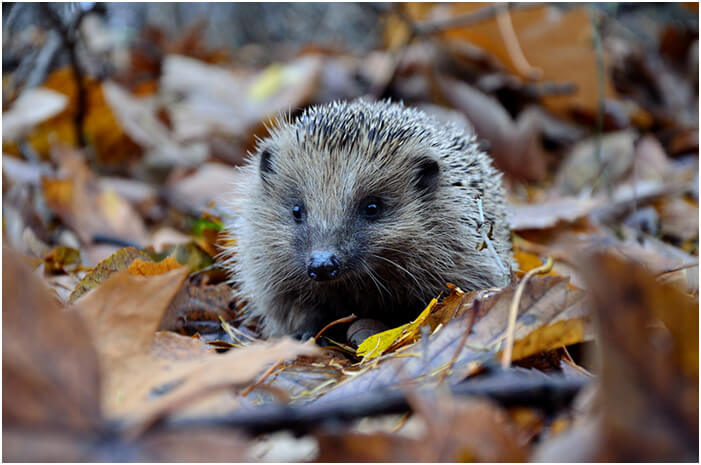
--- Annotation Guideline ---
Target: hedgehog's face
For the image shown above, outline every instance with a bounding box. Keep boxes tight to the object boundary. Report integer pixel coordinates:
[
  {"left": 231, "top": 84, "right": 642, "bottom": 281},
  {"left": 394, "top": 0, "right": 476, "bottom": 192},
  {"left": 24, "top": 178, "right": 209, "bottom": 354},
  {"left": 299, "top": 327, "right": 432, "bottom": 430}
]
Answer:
[
  {"left": 286, "top": 194, "right": 385, "bottom": 282},
  {"left": 253, "top": 138, "right": 442, "bottom": 293}
]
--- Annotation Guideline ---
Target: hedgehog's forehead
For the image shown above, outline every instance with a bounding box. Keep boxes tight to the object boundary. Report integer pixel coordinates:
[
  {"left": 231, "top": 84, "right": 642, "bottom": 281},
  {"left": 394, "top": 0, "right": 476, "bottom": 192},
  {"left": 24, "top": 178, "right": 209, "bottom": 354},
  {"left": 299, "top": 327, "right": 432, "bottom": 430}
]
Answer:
[
  {"left": 290, "top": 103, "right": 428, "bottom": 153},
  {"left": 271, "top": 120, "right": 427, "bottom": 181},
  {"left": 270, "top": 105, "right": 432, "bottom": 163}
]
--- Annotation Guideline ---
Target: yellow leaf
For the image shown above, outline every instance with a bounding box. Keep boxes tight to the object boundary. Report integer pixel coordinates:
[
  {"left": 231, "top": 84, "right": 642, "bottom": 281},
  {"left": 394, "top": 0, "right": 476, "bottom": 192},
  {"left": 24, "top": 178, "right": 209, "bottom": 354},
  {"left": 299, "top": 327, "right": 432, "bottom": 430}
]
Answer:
[
  {"left": 502, "top": 318, "right": 589, "bottom": 363},
  {"left": 356, "top": 322, "right": 411, "bottom": 360},
  {"left": 248, "top": 63, "right": 283, "bottom": 100},
  {"left": 357, "top": 298, "right": 437, "bottom": 361}
]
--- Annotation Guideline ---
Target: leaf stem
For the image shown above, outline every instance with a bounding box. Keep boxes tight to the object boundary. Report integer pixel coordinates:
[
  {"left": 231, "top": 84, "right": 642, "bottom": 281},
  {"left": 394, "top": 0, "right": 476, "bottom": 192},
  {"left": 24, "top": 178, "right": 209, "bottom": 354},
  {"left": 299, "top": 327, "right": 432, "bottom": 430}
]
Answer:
[{"left": 501, "top": 256, "right": 553, "bottom": 369}]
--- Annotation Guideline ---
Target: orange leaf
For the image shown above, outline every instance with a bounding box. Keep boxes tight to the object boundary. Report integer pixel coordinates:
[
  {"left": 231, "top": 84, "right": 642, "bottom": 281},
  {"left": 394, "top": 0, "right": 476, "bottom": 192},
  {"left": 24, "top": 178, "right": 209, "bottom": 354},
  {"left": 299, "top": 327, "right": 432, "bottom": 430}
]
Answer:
[{"left": 128, "top": 257, "right": 183, "bottom": 276}]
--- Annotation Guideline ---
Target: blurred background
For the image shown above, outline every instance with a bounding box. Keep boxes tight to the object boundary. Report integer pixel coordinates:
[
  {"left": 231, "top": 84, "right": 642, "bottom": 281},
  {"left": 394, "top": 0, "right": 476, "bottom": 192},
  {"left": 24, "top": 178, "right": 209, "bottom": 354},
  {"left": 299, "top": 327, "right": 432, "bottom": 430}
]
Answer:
[
  {"left": 2, "top": 0, "right": 698, "bottom": 311},
  {"left": 3, "top": 2, "right": 698, "bottom": 269}
]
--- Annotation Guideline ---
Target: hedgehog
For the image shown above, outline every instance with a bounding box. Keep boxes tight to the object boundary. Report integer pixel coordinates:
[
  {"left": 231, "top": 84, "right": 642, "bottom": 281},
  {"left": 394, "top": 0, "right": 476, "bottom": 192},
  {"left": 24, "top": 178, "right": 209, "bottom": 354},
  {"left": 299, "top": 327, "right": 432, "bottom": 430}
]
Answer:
[{"left": 222, "top": 99, "right": 512, "bottom": 338}]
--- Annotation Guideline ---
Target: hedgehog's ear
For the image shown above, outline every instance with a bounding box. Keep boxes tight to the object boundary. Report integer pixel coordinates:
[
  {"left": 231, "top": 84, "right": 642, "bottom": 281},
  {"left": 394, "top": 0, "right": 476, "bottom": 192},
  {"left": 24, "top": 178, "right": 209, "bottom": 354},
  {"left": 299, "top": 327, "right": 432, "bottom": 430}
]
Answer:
[
  {"left": 259, "top": 148, "right": 274, "bottom": 178},
  {"left": 413, "top": 157, "right": 440, "bottom": 194}
]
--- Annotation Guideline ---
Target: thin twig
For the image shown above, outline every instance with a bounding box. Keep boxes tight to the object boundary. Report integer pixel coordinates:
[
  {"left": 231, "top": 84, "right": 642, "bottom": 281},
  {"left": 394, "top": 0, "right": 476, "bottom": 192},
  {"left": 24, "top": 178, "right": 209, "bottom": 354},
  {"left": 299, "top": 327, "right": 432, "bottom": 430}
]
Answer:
[
  {"left": 156, "top": 370, "right": 587, "bottom": 436},
  {"left": 561, "top": 347, "right": 594, "bottom": 378},
  {"left": 589, "top": 5, "right": 612, "bottom": 200},
  {"left": 496, "top": 4, "right": 542, "bottom": 80},
  {"left": 377, "top": 3, "right": 542, "bottom": 98},
  {"left": 371, "top": 3, "right": 416, "bottom": 97},
  {"left": 240, "top": 359, "right": 284, "bottom": 397},
  {"left": 390, "top": 411, "right": 411, "bottom": 433},
  {"left": 655, "top": 261, "right": 700, "bottom": 277},
  {"left": 501, "top": 256, "right": 554, "bottom": 369},
  {"left": 413, "top": 3, "right": 542, "bottom": 36},
  {"left": 314, "top": 313, "right": 357, "bottom": 343},
  {"left": 40, "top": 3, "right": 99, "bottom": 150}
]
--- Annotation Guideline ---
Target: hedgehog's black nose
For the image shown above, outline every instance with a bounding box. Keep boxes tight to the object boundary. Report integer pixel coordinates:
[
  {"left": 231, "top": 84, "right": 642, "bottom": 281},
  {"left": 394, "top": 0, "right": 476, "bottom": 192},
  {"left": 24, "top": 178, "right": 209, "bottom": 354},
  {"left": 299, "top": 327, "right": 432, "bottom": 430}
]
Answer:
[{"left": 307, "top": 252, "right": 341, "bottom": 281}]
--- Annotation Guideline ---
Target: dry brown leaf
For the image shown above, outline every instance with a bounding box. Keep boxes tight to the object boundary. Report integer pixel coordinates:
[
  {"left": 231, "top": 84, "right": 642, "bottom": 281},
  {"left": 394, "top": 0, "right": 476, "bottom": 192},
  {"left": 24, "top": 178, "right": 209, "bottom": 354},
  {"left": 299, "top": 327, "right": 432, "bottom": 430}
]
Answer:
[
  {"left": 509, "top": 196, "right": 601, "bottom": 230},
  {"left": 151, "top": 331, "right": 216, "bottom": 360},
  {"left": 516, "top": 219, "right": 697, "bottom": 282},
  {"left": 411, "top": 395, "right": 529, "bottom": 461},
  {"left": 438, "top": 4, "right": 617, "bottom": 118},
  {"left": 508, "top": 317, "right": 590, "bottom": 364},
  {"left": 149, "top": 227, "right": 192, "bottom": 253},
  {"left": 2, "top": 87, "right": 68, "bottom": 140},
  {"left": 581, "top": 251, "right": 698, "bottom": 461},
  {"left": 127, "top": 338, "right": 319, "bottom": 428},
  {"left": 3, "top": 425, "right": 250, "bottom": 462},
  {"left": 317, "top": 387, "right": 534, "bottom": 461},
  {"left": 41, "top": 146, "right": 148, "bottom": 246},
  {"left": 161, "top": 54, "right": 322, "bottom": 142},
  {"left": 158, "top": 276, "right": 237, "bottom": 334},
  {"left": 657, "top": 196, "right": 699, "bottom": 242},
  {"left": 424, "top": 283, "right": 478, "bottom": 329},
  {"left": 317, "top": 275, "right": 592, "bottom": 403},
  {"left": 127, "top": 427, "right": 249, "bottom": 462},
  {"left": 74, "top": 267, "right": 317, "bottom": 423},
  {"left": 2, "top": 248, "right": 253, "bottom": 462},
  {"left": 165, "top": 162, "right": 242, "bottom": 216},
  {"left": 315, "top": 432, "right": 434, "bottom": 462},
  {"left": 2, "top": 248, "right": 101, "bottom": 431},
  {"left": 435, "top": 75, "right": 549, "bottom": 181},
  {"left": 480, "top": 275, "right": 592, "bottom": 363},
  {"left": 555, "top": 130, "right": 636, "bottom": 196},
  {"left": 75, "top": 268, "right": 189, "bottom": 370},
  {"left": 26, "top": 67, "right": 143, "bottom": 167},
  {"left": 74, "top": 268, "right": 189, "bottom": 417},
  {"left": 630, "top": 135, "right": 673, "bottom": 183},
  {"left": 3, "top": 430, "right": 96, "bottom": 462},
  {"left": 102, "top": 81, "right": 208, "bottom": 170}
]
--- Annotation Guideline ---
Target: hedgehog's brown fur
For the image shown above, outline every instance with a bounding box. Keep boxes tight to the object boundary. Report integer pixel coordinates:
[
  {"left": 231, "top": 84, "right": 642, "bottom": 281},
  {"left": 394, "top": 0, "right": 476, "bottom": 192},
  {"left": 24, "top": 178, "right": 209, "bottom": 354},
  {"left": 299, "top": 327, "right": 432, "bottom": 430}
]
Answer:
[{"left": 222, "top": 100, "right": 512, "bottom": 337}]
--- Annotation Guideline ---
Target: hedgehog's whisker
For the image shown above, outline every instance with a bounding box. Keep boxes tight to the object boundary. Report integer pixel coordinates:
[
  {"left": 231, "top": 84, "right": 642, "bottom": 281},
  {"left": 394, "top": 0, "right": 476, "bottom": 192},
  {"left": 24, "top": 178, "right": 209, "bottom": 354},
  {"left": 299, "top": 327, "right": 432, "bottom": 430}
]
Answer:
[
  {"left": 379, "top": 246, "right": 415, "bottom": 258},
  {"left": 368, "top": 253, "right": 424, "bottom": 297},
  {"left": 360, "top": 260, "right": 390, "bottom": 302}
]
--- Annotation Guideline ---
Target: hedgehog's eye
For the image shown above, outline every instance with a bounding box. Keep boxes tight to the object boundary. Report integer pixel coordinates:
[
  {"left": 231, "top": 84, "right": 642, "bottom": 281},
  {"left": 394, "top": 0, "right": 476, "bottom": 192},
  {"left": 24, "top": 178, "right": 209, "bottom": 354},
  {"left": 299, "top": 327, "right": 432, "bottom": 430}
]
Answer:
[
  {"left": 292, "top": 204, "right": 305, "bottom": 223},
  {"left": 360, "top": 197, "right": 382, "bottom": 220}
]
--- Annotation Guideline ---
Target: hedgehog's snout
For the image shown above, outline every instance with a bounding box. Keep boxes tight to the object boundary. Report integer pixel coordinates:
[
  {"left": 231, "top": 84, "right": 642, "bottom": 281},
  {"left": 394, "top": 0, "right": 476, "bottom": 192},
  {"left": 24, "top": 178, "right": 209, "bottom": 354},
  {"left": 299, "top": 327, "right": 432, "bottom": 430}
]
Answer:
[{"left": 307, "top": 251, "right": 341, "bottom": 281}]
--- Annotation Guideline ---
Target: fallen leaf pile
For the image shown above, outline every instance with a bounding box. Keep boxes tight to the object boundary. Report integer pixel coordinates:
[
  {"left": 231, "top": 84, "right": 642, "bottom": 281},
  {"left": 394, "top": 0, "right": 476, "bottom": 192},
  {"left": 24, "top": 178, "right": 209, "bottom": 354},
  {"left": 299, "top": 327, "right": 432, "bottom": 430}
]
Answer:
[{"left": 2, "top": 3, "right": 698, "bottom": 462}]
